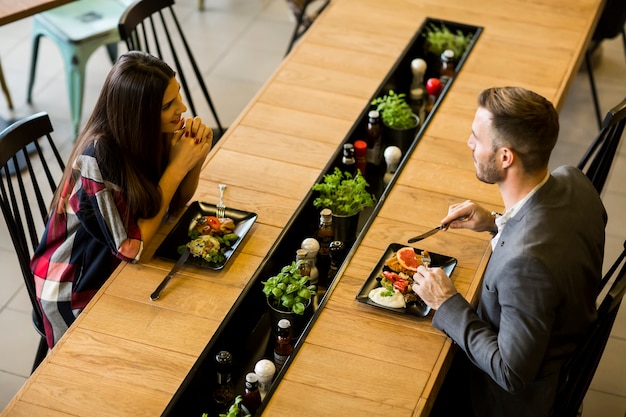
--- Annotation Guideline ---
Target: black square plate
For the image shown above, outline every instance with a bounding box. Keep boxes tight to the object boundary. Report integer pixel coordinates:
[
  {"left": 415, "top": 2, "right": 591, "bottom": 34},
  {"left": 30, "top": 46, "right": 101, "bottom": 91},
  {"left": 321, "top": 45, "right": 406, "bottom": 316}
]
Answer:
[
  {"left": 356, "top": 243, "right": 457, "bottom": 317},
  {"left": 155, "top": 201, "right": 257, "bottom": 270}
]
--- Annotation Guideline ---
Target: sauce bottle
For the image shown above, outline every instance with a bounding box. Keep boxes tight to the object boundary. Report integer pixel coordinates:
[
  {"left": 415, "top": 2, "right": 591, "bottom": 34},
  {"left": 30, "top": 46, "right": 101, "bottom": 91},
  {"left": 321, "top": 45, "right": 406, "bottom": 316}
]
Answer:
[
  {"left": 315, "top": 209, "right": 334, "bottom": 287},
  {"left": 341, "top": 143, "right": 356, "bottom": 177},
  {"left": 274, "top": 318, "right": 294, "bottom": 371},
  {"left": 439, "top": 49, "right": 456, "bottom": 87},
  {"left": 365, "top": 110, "right": 383, "bottom": 166},
  {"left": 354, "top": 139, "right": 367, "bottom": 175},
  {"left": 241, "top": 372, "right": 262, "bottom": 415}
]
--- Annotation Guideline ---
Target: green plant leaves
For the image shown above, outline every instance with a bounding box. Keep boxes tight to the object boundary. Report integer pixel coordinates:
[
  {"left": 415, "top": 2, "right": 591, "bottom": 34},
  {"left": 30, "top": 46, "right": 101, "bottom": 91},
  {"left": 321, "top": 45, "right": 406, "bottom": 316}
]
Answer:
[
  {"left": 371, "top": 90, "right": 416, "bottom": 130},
  {"left": 311, "top": 167, "right": 376, "bottom": 216},
  {"left": 262, "top": 260, "right": 316, "bottom": 315}
]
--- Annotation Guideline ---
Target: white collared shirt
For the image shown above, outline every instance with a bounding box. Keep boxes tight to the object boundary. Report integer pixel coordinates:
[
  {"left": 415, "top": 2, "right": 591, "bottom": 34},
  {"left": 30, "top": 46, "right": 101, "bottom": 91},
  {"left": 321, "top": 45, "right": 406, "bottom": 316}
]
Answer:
[{"left": 491, "top": 172, "right": 550, "bottom": 250}]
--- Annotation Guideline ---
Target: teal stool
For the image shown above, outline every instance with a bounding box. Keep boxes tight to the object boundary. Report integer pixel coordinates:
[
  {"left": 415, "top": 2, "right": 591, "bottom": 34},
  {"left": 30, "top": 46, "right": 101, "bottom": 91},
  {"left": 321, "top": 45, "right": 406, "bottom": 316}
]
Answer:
[{"left": 26, "top": 0, "right": 128, "bottom": 138}]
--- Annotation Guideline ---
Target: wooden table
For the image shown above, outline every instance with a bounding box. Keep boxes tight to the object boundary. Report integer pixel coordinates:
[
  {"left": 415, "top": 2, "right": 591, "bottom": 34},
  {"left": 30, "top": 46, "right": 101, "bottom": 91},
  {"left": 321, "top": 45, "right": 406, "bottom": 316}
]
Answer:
[
  {"left": 0, "top": 0, "right": 72, "bottom": 26},
  {"left": 1, "top": 0, "right": 603, "bottom": 415}
]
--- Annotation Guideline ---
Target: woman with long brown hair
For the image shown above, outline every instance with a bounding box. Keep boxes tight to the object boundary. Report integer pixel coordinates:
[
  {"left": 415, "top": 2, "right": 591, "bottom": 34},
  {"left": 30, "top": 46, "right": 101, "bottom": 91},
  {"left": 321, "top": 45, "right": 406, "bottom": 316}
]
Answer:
[{"left": 31, "top": 51, "right": 212, "bottom": 348}]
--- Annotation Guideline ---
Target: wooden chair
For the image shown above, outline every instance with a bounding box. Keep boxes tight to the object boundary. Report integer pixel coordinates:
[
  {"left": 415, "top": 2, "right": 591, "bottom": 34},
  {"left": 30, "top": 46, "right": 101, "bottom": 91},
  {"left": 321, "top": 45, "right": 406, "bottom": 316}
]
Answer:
[
  {"left": 553, "top": 239, "right": 626, "bottom": 417},
  {"left": 118, "top": 0, "right": 225, "bottom": 140},
  {"left": 0, "top": 112, "right": 65, "bottom": 373},
  {"left": 284, "top": 0, "right": 331, "bottom": 56},
  {"left": 577, "top": 96, "right": 626, "bottom": 194},
  {"left": 583, "top": 0, "right": 626, "bottom": 129}
]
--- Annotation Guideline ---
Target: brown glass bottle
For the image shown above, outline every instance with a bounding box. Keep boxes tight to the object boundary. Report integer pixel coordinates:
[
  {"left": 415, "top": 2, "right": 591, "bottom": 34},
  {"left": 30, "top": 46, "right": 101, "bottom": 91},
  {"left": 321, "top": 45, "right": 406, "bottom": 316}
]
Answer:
[
  {"left": 439, "top": 49, "right": 456, "bottom": 87},
  {"left": 341, "top": 143, "right": 357, "bottom": 177},
  {"left": 241, "top": 372, "right": 262, "bottom": 416},
  {"left": 315, "top": 208, "right": 333, "bottom": 287},
  {"left": 274, "top": 319, "right": 294, "bottom": 371},
  {"left": 365, "top": 110, "right": 383, "bottom": 166}
]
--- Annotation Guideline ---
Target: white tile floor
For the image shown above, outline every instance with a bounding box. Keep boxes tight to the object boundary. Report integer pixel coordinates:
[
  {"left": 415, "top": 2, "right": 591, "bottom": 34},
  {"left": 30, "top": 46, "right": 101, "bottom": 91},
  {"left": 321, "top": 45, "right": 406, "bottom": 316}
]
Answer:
[{"left": 0, "top": 1, "right": 625, "bottom": 415}]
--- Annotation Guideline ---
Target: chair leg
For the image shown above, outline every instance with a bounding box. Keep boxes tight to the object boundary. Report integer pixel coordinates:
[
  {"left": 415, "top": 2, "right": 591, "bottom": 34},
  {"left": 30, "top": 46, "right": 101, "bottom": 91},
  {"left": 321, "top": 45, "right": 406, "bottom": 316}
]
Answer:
[
  {"left": 285, "top": 0, "right": 311, "bottom": 56},
  {"left": 31, "top": 336, "right": 48, "bottom": 374},
  {"left": 105, "top": 43, "right": 118, "bottom": 65},
  {"left": 0, "top": 59, "right": 13, "bottom": 110},
  {"left": 26, "top": 34, "right": 43, "bottom": 104},
  {"left": 585, "top": 50, "right": 603, "bottom": 130}
]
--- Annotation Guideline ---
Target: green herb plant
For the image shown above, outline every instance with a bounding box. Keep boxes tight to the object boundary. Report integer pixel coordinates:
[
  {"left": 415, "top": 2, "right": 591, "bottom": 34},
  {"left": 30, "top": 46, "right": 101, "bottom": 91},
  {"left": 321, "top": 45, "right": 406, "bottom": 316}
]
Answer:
[
  {"left": 262, "top": 260, "right": 316, "bottom": 315},
  {"left": 371, "top": 90, "right": 416, "bottom": 130},
  {"left": 201, "top": 395, "right": 250, "bottom": 417},
  {"left": 423, "top": 22, "right": 473, "bottom": 57},
  {"left": 311, "top": 167, "right": 376, "bottom": 216}
]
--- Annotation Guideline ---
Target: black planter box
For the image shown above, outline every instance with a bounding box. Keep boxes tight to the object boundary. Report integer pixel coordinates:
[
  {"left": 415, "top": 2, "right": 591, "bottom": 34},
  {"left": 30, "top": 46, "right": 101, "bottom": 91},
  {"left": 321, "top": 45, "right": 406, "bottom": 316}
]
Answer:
[{"left": 161, "top": 17, "right": 481, "bottom": 417}]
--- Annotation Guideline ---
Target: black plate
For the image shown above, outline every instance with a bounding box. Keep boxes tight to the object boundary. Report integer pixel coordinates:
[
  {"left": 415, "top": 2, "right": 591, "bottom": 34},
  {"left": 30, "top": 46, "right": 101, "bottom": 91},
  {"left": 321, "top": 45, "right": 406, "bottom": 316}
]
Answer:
[
  {"left": 356, "top": 243, "right": 457, "bottom": 317},
  {"left": 155, "top": 201, "right": 257, "bottom": 270}
]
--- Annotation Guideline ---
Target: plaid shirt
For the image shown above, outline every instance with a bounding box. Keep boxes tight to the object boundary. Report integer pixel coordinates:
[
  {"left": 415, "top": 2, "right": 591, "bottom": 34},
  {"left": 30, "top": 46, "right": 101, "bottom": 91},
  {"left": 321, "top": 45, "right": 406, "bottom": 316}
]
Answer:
[{"left": 31, "top": 143, "right": 142, "bottom": 348}]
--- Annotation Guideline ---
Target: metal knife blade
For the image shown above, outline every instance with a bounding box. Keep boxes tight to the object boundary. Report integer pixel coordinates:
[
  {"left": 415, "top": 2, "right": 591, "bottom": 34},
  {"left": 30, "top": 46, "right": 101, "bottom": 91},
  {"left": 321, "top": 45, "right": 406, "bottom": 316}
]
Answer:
[
  {"left": 407, "top": 224, "right": 446, "bottom": 243},
  {"left": 150, "top": 247, "right": 190, "bottom": 301}
]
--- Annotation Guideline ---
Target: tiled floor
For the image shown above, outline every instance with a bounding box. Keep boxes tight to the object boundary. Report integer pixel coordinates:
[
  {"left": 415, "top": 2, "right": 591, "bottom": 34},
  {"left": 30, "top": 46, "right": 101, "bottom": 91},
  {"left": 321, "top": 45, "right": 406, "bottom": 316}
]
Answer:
[{"left": 0, "top": 1, "right": 625, "bottom": 415}]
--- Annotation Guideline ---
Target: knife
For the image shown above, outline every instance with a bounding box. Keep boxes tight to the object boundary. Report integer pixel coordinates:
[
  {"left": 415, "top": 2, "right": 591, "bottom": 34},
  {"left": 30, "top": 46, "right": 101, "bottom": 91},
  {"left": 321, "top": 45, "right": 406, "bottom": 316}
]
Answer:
[
  {"left": 408, "top": 216, "right": 469, "bottom": 243},
  {"left": 407, "top": 224, "right": 447, "bottom": 243},
  {"left": 150, "top": 247, "right": 190, "bottom": 301}
]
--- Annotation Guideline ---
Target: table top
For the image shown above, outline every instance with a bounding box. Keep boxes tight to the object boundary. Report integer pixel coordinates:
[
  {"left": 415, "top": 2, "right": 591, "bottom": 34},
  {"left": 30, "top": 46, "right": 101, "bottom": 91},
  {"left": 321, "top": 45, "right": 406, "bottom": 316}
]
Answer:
[
  {"left": 0, "top": 0, "right": 603, "bottom": 415},
  {"left": 0, "top": 0, "right": 71, "bottom": 26}
]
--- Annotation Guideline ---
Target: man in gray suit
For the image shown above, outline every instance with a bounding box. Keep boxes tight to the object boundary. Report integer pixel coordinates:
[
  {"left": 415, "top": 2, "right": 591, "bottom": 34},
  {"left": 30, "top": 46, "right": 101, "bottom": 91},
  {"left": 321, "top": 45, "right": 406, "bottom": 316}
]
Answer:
[{"left": 413, "top": 87, "right": 607, "bottom": 416}]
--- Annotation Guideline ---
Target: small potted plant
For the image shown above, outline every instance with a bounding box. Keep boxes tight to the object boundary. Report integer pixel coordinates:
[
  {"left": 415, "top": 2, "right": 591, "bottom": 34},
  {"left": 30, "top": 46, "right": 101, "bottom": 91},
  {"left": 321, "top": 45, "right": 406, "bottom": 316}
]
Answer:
[
  {"left": 371, "top": 90, "right": 419, "bottom": 154},
  {"left": 423, "top": 22, "right": 473, "bottom": 59},
  {"left": 262, "top": 260, "right": 316, "bottom": 336},
  {"left": 371, "top": 90, "right": 417, "bottom": 130},
  {"left": 202, "top": 395, "right": 250, "bottom": 417},
  {"left": 311, "top": 167, "right": 376, "bottom": 243}
]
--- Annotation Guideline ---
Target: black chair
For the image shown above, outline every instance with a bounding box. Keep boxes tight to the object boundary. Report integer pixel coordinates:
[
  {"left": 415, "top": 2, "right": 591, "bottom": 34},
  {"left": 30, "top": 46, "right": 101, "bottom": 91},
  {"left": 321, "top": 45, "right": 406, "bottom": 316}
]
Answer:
[
  {"left": 118, "top": 0, "right": 225, "bottom": 140},
  {"left": 553, "top": 239, "right": 626, "bottom": 417},
  {"left": 0, "top": 112, "right": 65, "bottom": 373},
  {"left": 584, "top": 0, "right": 626, "bottom": 129},
  {"left": 284, "top": 0, "right": 331, "bottom": 56},
  {"left": 577, "top": 96, "right": 626, "bottom": 194}
]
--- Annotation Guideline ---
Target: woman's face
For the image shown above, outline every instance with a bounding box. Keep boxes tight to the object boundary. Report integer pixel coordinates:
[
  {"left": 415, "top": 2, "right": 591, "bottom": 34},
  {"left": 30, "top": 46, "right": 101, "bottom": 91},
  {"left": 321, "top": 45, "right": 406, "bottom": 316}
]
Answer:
[{"left": 161, "top": 77, "right": 187, "bottom": 134}]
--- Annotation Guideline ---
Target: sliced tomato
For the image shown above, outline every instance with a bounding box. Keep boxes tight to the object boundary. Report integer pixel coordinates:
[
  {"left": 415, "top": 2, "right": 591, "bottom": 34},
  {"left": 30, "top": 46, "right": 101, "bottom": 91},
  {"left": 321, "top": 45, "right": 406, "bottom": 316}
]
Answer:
[
  {"left": 393, "top": 279, "right": 409, "bottom": 293},
  {"left": 205, "top": 216, "right": 221, "bottom": 231},
  {"left": 383, "top": 270, "right": 403, "bottom": 282}
]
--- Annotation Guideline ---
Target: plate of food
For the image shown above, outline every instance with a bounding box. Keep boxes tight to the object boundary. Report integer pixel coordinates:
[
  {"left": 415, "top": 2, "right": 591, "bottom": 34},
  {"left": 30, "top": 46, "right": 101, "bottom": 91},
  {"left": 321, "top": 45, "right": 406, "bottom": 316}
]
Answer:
[
  {"left": 155, "top": 201, "right": 257, "bottom": 270},
  {"left": 356, "top": 243, "right": 457, "bottom": 317}
]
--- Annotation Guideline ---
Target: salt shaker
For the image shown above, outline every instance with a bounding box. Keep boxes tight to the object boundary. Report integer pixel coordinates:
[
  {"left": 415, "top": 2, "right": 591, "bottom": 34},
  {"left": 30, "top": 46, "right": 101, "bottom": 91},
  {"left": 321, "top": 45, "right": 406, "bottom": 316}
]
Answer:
[
  {"left": 301, "top": 237, "right": 320, "bottom": 286},
  {"left": 254, "top": 359, "right": 276, "bottom": 399},
  {"left": 383, "top": 146, "right": 403, "bottom": 186}
]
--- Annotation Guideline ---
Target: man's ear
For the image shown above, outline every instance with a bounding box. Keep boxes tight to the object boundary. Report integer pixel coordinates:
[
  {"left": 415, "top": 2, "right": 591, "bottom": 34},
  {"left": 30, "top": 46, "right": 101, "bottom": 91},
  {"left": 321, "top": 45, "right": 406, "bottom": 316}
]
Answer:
[{"left": 500, "top": 147, "right": 515, "bottom": 169}]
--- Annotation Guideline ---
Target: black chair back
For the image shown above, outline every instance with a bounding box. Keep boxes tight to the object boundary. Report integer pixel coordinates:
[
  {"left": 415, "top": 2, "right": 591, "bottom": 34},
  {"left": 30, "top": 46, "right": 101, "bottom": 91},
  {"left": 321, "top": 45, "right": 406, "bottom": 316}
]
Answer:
[
  {"left": 118, "top": 0, "right": 224, "bottom": 140},
  {"left": 0, "top": 112, "right": 65, "bottom": 372},
  {"left": 577, "top": 97, "right": 626, "bottom": 194},
  {"left": 284, "top": 0, "right": 331, "bottom": 55},
  {"left": 553, "top": 240, "right": 626, "bottom": 417},
  {"left": 584, "top": 0, "right": 626, "bottom": 128}
]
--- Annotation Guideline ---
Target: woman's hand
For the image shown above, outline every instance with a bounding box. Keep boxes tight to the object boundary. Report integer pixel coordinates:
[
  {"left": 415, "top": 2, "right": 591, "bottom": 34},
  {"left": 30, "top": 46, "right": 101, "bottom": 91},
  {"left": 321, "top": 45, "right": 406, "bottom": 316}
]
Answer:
[
  {"left": 169, "top": 116, "right": 212, "bottom": 174},
  {"left": 440, "top": 200, "right": 497, "bottom": 234}
]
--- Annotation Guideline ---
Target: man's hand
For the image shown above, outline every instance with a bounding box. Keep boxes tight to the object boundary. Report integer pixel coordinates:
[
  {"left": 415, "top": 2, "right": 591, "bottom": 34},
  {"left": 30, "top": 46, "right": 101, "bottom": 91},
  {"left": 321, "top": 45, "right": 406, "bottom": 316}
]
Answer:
[
  {"left": 412, "top": 265, "right": 458, "bottom": 310},
  {"left": 441, "top": 200, "right": 497, "bottom": 234}
]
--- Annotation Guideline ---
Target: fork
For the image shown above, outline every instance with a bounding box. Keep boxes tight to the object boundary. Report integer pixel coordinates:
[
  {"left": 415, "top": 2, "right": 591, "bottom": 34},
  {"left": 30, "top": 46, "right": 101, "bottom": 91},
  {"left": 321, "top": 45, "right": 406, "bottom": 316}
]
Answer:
[
  {"left": 421, "top": 250, "right": 431, "bottom": 268},
  {"left": 216, "top": 183, "right": 227, "bottom": 218}
]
